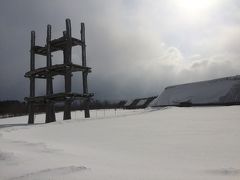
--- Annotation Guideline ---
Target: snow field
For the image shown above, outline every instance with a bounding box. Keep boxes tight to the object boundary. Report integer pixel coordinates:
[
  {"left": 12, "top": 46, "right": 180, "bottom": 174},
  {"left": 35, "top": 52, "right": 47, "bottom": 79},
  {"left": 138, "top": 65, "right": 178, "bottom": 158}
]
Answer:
[{"left": 0, "top": 107, "right": 240, "bottom": 180}]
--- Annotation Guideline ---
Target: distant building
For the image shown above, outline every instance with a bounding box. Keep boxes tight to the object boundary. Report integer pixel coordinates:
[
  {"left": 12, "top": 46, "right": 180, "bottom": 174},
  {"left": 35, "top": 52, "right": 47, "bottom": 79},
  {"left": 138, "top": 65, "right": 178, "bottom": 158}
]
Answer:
[
  {"left": 124, "top": 96, "right": 157, "bottom": 109},
  {"left": 150, "top": 75, "right": 240, "bottom": 107}
]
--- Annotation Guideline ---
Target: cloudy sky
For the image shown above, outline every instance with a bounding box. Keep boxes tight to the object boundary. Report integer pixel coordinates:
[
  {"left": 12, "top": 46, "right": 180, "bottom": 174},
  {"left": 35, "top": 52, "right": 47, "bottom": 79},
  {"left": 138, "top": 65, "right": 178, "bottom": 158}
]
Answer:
[{"left": 0, "top": 0, "right": 240, "bottom": 101}]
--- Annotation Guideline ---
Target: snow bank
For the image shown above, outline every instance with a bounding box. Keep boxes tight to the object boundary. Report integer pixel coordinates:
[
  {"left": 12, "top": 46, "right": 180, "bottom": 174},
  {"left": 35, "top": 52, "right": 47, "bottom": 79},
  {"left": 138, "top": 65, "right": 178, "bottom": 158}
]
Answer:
[{"left": 151, "top": 75, "right": 240, "bottom": 106}]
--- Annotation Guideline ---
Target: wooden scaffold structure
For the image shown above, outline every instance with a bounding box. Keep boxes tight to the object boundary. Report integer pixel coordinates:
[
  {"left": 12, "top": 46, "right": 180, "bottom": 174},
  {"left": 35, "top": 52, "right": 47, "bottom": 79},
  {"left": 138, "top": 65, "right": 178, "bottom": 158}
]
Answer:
[{"left": 25, "top": 19, "right": 93, "bottom": 124}]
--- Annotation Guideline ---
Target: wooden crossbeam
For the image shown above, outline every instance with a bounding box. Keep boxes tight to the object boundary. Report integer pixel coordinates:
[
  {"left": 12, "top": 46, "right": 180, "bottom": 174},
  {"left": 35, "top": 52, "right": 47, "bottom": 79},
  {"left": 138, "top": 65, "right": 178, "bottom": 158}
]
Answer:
[
  {"left": 25, "top": 93, "right": 93, "bottom": 103},
  {"left": 33, "top": 38, "right": 83, "bottom": 56},
  {"left": 25, "top": 64, "right": 91, "bottom": 78}
]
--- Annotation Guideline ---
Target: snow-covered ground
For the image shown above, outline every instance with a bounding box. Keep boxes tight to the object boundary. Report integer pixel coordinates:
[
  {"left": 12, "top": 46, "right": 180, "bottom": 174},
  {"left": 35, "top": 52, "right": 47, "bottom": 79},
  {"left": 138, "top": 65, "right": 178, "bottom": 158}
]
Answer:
[{"left": 0, "top": 107, "right": 240, "bottom": 180}]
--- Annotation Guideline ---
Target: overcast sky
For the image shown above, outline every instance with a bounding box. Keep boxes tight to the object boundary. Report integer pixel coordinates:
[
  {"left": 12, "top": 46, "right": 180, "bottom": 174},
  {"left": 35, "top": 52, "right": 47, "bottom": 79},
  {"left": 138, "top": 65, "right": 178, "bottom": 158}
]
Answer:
[{"left": 0, "top": 0, "right": 240, "bottom": 101}]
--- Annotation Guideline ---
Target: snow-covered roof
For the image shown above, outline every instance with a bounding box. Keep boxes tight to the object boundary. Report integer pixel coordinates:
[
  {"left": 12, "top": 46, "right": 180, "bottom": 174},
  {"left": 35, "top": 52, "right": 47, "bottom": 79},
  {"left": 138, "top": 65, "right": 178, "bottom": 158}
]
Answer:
[
  {"left": 136, "top": 99, "right": 147, "bottom": 106},
  {"left": 151, "top": 75, "right": 240, "bottom": 106},
  {"left": 124, "top": 100, "right": 134, "bottom": 106}
]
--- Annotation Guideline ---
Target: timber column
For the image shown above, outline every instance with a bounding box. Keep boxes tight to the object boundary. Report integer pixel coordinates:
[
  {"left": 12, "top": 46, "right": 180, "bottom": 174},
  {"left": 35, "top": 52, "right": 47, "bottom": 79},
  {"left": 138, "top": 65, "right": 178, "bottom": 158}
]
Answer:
[
  {"left": 45, "top": 25, "right": 56, "bottom": 123},
  {"left": 28, "top": 31, "right": 35, "bottom": 124},
  {"left": 63, "top": 19, "right": 72, "bottom": 120},
  {"left": 81, "top": 23, "right": 90, "bottom": 118}
]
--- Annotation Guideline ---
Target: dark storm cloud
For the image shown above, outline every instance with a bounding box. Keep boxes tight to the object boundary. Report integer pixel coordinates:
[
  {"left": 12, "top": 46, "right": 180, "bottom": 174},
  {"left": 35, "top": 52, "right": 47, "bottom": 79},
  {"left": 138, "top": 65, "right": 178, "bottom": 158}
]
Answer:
[{"left": 0, "top": 0, "right": 240, "bottom": 101}]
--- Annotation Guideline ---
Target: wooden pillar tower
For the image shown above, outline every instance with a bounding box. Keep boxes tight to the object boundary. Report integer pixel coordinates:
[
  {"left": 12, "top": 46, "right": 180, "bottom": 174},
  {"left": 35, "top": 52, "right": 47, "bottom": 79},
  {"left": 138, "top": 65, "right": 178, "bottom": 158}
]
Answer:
[{"left": 25, "top": 19, "right": 93, "bottom": 124}]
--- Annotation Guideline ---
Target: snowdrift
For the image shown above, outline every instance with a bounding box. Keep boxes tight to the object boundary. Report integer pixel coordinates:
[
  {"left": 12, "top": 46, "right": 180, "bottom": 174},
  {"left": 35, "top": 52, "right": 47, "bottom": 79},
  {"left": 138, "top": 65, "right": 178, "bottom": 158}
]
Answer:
[{"left": 151, "top": 75, "right": 240, "bottom": 106}]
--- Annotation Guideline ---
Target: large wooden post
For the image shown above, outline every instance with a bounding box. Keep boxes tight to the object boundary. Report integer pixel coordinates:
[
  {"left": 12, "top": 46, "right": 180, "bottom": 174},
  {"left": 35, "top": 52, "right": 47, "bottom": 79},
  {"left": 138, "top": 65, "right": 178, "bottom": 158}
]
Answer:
[
  {"left": 45, "top": 25, "right": 56, "bottom": 123},
  {"left": 63, "top": 19, "right": 72, "bottom": 120},
  {"left": 81, "top": 23, "right": 90, "bottom": 118},
  {"left": 28, "top": 31, "right": 35, "bottom": 124}
]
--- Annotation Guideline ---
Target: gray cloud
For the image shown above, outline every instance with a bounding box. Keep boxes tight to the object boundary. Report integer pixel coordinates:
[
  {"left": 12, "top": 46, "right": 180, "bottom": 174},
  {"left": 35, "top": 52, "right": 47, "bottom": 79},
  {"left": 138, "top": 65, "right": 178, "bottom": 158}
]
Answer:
[{"left": 0, "top": 0, "right": 240, "bottom": 101}]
